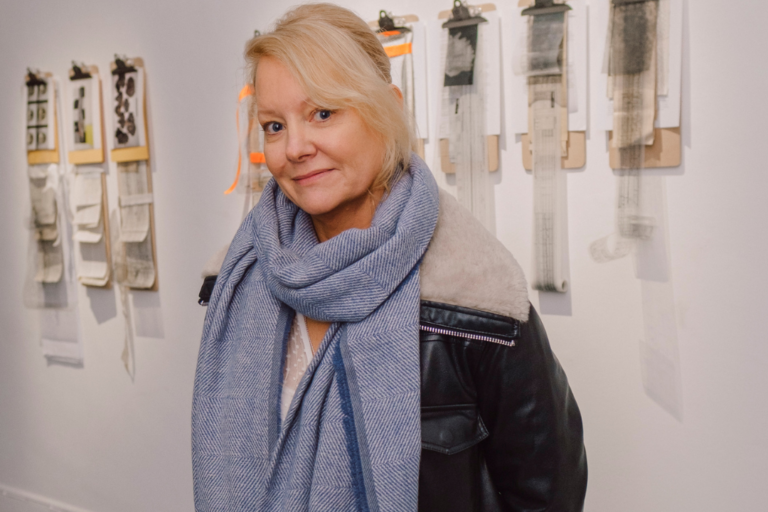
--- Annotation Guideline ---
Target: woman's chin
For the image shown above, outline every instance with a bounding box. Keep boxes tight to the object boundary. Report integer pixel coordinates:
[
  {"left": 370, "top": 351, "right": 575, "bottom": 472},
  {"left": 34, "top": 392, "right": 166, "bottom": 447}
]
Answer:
[{"left": 291, "top": 194, "right": 343, "bottom": 217}]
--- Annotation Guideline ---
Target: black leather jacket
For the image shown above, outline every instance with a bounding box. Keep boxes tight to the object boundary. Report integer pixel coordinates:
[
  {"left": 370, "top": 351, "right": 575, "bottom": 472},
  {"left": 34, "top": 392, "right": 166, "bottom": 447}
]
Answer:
[
  {"left": 418, "top": 300, "right": 587, "bottom": 511},
  {"left": 197, "top": 285, "right": 587, "bottom": 511}
]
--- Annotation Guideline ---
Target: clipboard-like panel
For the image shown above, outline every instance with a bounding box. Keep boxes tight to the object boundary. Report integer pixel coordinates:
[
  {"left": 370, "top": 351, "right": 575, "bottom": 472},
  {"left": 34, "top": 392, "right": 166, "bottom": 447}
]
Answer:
[
  {"left": 109, "top": 56, "right": 158, "bottom": 291},
  {"left": 67, "top": 63, "right": 113, "bottom": 288}
]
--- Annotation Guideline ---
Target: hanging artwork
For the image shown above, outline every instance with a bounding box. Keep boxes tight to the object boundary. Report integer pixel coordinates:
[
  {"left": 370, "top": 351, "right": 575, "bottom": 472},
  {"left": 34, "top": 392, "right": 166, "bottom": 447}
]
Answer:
[
  {"left": 23, "top": 70, "right": 83, "bottom": 364},
  {"left": 513, "top": 0, "right": 574, "bottom": 293},
  {"left": 588, "top": 0, "right": 684, "bottom": 420},
  {"left": 24, "top": 72, "right": 68, "bottom": 302},
  {"left": 67, "top": 63, "right": 111, "bottom": 288},
  {"left": 109, "top": 56, "right": 157, "bottom": 290},
  {"left": 436, "top": 1, "right": 501, "bottom": 234},
  {"left": 372, "top": 10, "right": 429, "bottom": 157},
  {"left": 590, "top": 0, "right": 682, "bottom": 262},
  {"left": 107, "top": 56, "right": 158, "bottom": 376}
]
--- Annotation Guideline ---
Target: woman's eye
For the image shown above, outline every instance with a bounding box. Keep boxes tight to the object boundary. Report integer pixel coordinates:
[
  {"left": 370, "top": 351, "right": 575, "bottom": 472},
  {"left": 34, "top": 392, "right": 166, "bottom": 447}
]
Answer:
[
  {"left": 264, "top": 122, "right": 283, "bottom": 134},
  {"left": 314, "top": 110, "right": 332, "bottom": 122}
]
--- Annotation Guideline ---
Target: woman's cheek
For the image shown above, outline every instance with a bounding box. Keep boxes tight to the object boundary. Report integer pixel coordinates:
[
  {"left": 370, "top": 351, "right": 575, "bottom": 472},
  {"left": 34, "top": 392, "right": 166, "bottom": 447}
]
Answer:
[{"left": 264, "top": 143, "right": 283, "bottom": 177}]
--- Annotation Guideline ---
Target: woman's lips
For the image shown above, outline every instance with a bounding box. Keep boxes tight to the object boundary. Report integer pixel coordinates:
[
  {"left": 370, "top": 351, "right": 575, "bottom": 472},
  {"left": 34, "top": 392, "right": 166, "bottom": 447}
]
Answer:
[{"left": 293, "top": 168, "right": 333, "bottom": 185}]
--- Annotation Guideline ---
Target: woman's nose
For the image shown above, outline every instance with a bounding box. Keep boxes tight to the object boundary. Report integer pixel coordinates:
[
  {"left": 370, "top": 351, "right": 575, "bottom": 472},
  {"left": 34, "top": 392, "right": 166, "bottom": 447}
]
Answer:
[{"left": 285, "top": 124, "right": 315, "bottom": 163}]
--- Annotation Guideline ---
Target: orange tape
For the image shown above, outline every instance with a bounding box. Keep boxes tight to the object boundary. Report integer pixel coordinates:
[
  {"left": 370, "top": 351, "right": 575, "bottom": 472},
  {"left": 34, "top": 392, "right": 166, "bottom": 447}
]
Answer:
[
  {"left": 239, "top": 84, "right": 254, "bottom": 102},
  {"left": 379, "top": 30, "right": 401, "bottom": 37},
  {"left": 224, "top": 85, "right": 254, "bottom": 195},
  {"left": 250, "top": 152, "right": 265, "bottom": 164},
  {"left": 384, "top": 42, "right": 412, "bottom": 58}
]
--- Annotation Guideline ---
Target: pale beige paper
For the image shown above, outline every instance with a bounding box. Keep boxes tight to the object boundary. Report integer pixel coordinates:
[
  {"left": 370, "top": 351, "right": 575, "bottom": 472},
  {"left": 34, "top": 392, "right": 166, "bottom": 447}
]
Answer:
[
  {"left": 122, "top": 237, "right": 156, "bottom": 289},
  {"left": 73, "top": 204, "right": 101, "bottom": 228},
  {"left": 36, "top": 225, "right": 58, "bottom": 242},
  {"left": 117, "top": 162, "right": 150, "bottom": 243},
  {"left": 34, "top": 241, "right": 63, "bottom": 283},
  {"left": 72, "top": 173, "right": 102, "bottom": 207},
  {"left": 73, "top": 227, "right": 103, "bottom": 243},
  {"left": 29, "top": 180, "right": 57, "bottom": 226},
  {"left": 78, "top": 240, "right": 109, "bottom": 281}
]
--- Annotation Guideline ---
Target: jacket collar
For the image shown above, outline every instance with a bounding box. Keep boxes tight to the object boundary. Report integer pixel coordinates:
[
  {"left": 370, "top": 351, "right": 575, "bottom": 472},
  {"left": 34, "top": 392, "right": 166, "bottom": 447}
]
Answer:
[{"left": 419, "top": 189, "right": 530, "bottom": 322}]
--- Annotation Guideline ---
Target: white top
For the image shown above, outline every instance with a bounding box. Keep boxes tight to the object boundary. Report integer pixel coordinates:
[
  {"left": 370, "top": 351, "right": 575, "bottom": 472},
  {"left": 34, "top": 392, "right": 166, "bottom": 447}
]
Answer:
[{"left": 280, "top": 312, "right": 314, "bottom": 421}]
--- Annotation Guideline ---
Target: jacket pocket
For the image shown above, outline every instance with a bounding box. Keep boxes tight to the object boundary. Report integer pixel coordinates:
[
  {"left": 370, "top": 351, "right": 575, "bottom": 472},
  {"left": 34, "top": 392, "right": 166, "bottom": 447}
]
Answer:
[{"left": 421, "top": 404, "right": 489, "bottom": 455}]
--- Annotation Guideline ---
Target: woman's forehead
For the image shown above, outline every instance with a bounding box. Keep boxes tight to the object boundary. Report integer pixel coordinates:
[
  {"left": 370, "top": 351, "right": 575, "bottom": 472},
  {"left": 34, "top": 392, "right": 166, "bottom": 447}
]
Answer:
[{"left": 254, "top": 57, "right": 312, "bottom": 115}]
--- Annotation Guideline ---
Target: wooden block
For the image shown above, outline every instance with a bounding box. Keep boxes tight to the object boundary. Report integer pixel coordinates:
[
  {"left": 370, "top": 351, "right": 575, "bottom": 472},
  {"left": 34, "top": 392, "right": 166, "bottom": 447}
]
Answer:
[
  {"left": 28, "top": 149, "right": 59, "bottom": 165},
  {"left": 440, "top": 139, "right": 455, "bottom": 174},
  {"left": 111, "top": 146, "right": 149, "bottom": 162},
  {"left": 416, "top": 138, "right": 425, "bottom": 160},
  {"left": 522, "top": 130, "right": 586, "bottom": 170},
  {"left": 68, "top": 148, "right": 104, "bottom": 165},
  {"left": 99, "top": 172, "right": 113, "bottom": 289},
  {"left": 440, "top": 135, "right": 499, "bottom": 174},
  {"left": 608, "top": 127, "right": 681, "bottom": 169},
  {"left": 487, "top": 135, "right": 498, "bottom": 172}
]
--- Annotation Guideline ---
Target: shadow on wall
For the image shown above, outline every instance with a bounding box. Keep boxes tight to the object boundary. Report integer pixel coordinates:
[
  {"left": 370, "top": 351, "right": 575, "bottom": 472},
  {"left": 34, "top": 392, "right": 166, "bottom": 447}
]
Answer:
[
  {"left": 86, "top": 286, "right": 117, "bottom": 324},
  {"left": 635, "top": 176, "right": 683, "bottom": 422},
  {"left": 132, "top": 290, "right": 165, "bottom": 339}
]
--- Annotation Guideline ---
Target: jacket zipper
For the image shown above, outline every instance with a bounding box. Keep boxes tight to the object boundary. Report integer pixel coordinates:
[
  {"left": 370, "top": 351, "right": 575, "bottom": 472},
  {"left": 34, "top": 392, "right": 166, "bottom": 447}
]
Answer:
[{"left": 419, "top": 325, "right": 515, "bottom": 347}]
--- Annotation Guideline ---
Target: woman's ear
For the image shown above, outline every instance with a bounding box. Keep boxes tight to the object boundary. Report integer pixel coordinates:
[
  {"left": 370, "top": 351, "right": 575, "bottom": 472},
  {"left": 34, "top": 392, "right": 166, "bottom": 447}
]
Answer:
[{"left": 389, "top": 84, "right": 404, "bottom": 108}]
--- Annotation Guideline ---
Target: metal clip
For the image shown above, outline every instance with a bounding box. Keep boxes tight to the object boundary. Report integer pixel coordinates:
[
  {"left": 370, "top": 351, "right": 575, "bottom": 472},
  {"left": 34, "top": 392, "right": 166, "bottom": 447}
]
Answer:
[
  {"left": 521, "top": 0, "right": 572, "bottom": 17},
  {"left": 442, "top": 0, "right": 487, "bottom": 29},
  {"left": 70, "top": 61, "right": 91, "bottom": 80}
]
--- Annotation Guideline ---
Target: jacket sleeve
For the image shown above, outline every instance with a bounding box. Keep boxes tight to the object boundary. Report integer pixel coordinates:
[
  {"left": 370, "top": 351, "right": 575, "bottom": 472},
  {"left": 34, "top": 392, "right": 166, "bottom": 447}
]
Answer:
[{"left": 475, "top": 304, "right": 587, "bottom": 512}]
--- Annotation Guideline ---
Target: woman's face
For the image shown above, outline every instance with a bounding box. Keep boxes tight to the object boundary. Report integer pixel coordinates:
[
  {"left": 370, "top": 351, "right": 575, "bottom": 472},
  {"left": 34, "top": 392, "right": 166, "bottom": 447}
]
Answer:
[{"left": 254, "top": 56, "right": 386, "bottom": 217}]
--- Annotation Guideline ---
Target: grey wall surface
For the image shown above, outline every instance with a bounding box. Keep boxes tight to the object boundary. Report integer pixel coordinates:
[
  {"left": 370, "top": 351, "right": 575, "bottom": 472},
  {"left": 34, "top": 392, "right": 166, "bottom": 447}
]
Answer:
[{"left": 0, "top": 0, "right": 767, "bottom": 510}]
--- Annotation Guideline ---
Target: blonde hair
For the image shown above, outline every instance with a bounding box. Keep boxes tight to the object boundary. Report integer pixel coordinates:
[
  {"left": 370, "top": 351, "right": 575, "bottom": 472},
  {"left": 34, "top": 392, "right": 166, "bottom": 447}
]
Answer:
[{"left": 245, "top": 3, "right": 415, "bottom": 190}]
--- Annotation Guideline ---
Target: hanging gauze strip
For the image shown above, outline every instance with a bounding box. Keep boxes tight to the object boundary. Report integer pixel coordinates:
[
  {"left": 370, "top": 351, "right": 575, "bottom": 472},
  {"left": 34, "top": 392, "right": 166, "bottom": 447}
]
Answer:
[
  {"left": 590, "top": 0, "right": 658, "bottom": 261},
  {"left": 68, "top": 63, "right": 111, "bottom": 288},
  {"left": 23, "top": 70, "right": 83, "bottom": 364},
  {"left": 516, "top": 1, "right": 571, "bottom": 292},
  {"left": 243, "top": 82, "right": 271, "bottom": 218},
  {"left": 224, "top": 78, "right": 271, "bottom": 219},
  {"left": 440, "top": 1, "right": 493, "bottom": 231},
  {"left": 374, "top": 11, "right": 429, "bottom": 158}
]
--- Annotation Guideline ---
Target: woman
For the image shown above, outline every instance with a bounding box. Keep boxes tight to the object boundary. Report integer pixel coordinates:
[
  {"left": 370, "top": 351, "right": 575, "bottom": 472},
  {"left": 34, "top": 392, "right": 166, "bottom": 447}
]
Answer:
[{"left": 193, "top": 4, "right": 586, "bottom": 511}]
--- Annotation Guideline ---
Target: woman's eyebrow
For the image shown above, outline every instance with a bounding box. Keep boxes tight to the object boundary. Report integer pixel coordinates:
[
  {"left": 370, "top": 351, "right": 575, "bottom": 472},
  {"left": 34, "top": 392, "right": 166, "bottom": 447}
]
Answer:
[{"left": 256, "top": 107, "right": 280, "bottom": 117}]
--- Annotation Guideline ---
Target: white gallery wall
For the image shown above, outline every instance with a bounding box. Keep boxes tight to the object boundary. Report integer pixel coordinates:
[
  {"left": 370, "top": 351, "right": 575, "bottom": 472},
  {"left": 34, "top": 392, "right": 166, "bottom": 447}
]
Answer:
[{"left": 0, "top": 0, "right": 766, "bottom": 510}]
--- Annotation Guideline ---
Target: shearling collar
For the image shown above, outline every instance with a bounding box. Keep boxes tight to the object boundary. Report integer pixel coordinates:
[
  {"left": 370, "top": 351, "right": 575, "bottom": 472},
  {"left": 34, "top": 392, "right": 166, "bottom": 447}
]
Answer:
[
  {"left": 420, "top": 189, "right": 529, "bottom": 322},
  {"left": 201, "top": 188, "right": 530, "bottom": 323}
]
